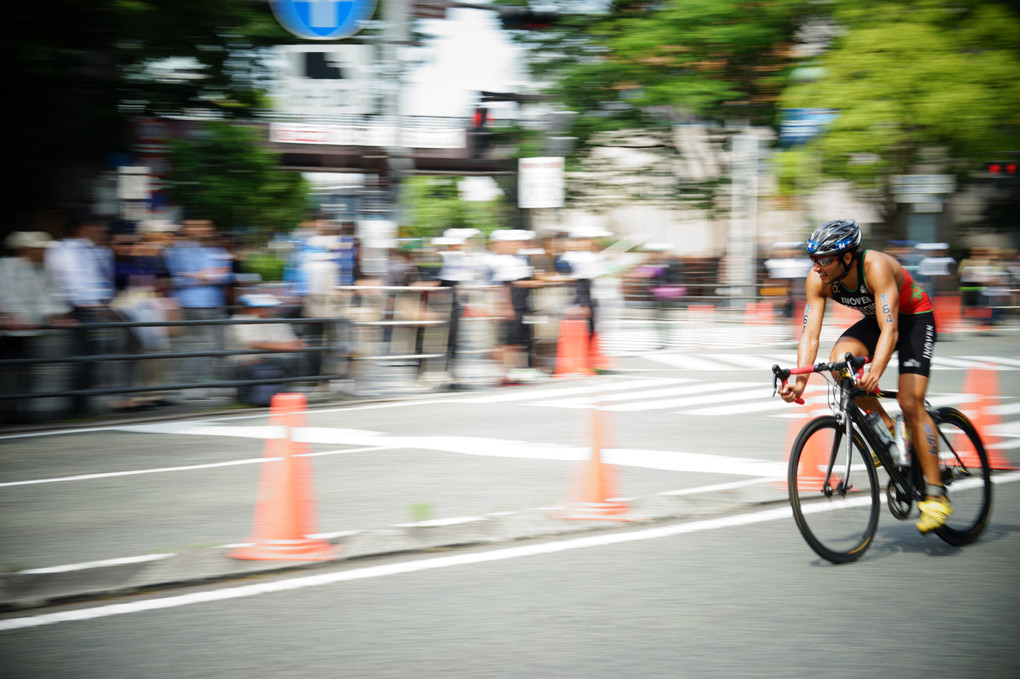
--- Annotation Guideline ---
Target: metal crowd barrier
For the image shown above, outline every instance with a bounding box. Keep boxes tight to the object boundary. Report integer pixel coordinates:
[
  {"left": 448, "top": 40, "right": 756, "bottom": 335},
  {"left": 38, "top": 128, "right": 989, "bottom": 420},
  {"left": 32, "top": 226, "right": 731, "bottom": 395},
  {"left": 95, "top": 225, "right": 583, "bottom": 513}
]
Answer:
[{"left": 0, "top": 316, "right": 343, "bottom": 402}]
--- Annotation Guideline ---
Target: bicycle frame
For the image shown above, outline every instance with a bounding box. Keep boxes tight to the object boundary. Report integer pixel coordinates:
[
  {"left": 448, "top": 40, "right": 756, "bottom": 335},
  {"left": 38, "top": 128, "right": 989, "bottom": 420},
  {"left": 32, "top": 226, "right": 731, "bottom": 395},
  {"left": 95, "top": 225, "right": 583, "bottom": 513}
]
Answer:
[{"left": 773, "top": 353, "right": 918, "bottom": 501}]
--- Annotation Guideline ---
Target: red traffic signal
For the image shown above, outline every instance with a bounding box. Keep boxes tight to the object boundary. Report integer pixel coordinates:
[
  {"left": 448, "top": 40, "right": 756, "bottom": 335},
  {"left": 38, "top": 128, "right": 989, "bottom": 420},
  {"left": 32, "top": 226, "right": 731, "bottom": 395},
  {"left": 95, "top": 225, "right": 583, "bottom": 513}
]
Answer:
[
  {"left": 987, "top": 161, "right": 1017, "bottom": 175},
  {"left": 472, "top": 106, "right": 489, "bottom": 129}
]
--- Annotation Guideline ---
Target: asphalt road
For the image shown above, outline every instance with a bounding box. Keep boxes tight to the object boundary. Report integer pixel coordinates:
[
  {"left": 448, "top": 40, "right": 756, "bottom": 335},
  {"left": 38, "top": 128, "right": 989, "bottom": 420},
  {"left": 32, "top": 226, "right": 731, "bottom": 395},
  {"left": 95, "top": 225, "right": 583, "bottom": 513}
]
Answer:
[
  {"left": 1, "top": 332, "right": 1018, "bottom": 677},
  {"left": 2, "top": 480, "right": 1018, "bottom": 678}
]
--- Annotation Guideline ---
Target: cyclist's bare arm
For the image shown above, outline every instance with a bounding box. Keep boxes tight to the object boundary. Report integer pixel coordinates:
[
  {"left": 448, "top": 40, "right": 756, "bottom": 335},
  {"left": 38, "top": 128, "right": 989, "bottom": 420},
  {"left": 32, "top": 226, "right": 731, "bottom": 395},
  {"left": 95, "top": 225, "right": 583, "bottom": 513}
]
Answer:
[
  {"left": 779, "top": 272, "right": 827, "bottom": 402},
  {"left": 859, "top": 253, "right": 900, "bottom": 393}
]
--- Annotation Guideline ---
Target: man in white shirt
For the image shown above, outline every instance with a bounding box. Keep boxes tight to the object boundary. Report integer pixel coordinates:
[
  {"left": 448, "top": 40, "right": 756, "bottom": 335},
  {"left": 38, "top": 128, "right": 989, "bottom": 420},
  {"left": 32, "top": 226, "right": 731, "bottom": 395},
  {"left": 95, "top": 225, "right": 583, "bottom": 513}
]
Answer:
[
  {"left": 0, "top": 232, "right": 76, "bottom": 423},
  {"left": 44, "top": 215, "right": 116, "bottom": 415},
  {"left": 487, "top": 230, "right": 545, "bottom": 383}
]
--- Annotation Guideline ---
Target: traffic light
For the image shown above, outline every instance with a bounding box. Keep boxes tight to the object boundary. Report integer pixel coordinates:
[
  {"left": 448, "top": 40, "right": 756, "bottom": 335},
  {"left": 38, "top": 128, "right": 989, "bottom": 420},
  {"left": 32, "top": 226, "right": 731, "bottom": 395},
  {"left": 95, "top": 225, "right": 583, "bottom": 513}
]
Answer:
[
  {"left": 471, "top": 106, "right": 491, "bottom": 158},
  {"left": 986, "top": 161, "right": 1017, "bottom": 175},
  {"left": 472, "top": 106, "right": 489, "bottom": 129},
  {"left": 496, "top": 8, "right": 558, "bottom": 30}
]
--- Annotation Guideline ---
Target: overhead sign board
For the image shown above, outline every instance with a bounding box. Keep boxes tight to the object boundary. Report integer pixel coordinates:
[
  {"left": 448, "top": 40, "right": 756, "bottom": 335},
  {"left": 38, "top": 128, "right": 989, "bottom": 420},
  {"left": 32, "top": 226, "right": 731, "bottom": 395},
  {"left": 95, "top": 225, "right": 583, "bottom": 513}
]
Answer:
[
  {"left": 269, "top": 121, "right": 465, "bottom": 149},
  {"left": 271, "top": 0, "right": 377, "bottom": 40},
  {"left": 779, "top": 108, "right": 839, "bottom": 147},
  {"left": 519, "top": 157, "right": 565, "bottom": 209},
  {"left": 274, "top": 45, "right": 375, "bottom": 115},
  {"left": 890, "top": 174, "right": 955, "bottom": 205}
]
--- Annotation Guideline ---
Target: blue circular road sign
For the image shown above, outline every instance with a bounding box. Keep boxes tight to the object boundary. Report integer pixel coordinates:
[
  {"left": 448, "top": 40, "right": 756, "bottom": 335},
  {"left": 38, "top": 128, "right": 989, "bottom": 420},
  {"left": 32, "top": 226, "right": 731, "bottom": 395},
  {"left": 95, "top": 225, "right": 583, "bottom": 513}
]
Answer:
[{"left": 271, "top": 0, "right": 377, "bottom": 40}]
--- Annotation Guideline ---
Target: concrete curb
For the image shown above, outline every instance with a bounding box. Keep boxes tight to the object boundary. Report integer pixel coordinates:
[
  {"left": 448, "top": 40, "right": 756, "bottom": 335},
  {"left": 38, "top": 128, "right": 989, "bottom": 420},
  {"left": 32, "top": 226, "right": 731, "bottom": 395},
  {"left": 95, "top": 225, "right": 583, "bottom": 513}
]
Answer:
[{"left": 0, "top": 482, "right": 787, "bottom": 612}]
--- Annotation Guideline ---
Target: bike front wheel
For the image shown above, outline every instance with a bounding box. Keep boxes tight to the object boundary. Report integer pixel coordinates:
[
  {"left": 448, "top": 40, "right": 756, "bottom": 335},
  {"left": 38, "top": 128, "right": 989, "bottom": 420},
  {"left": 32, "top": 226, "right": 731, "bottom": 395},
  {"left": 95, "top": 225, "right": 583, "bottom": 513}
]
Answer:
[
  {"left": 788, "top": 416, "right": 880, "bottom": 564},
  {"left": 932, "top": 407, "right": 993, "bottom": 546}
]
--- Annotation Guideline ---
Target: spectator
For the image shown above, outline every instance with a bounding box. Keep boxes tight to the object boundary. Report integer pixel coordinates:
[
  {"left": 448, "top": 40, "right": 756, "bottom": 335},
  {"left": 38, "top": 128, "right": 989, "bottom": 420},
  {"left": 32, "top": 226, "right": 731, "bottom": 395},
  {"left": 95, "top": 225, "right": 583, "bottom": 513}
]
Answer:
[
  {"left": 163, "top": 216, "right": 232, "bottom": 396},
  {"left": 0, "top": 232, "right": 76, "bottom": 423},
  {"left": 763, "top": 242, "right": 812, "bottom": 321},
  {"left": 45, "top": 214, "right": 117, "bottom": 415},
  {"left": 915, "top": 243, "right": 956, "bottom": 301},
  {"left": 487, "top": 230, "right": 543, "bottom": 384},
  {"left": 225, "top": 293, "right": 307, "bottom": 406},
  {"left": 109, "top": 229, "right": 178, "bottom": 410},
  {"left": 433, "top": 228, "right": 485, "bottom": 375},
  {"left": 626, "top": 243, "right": 685, "bottom": 349},
  {"left": 557, "top": 226, "right": 611, "bottom": 338},
  {"left": 957, "top": 247, "right": 995, "bottom": 325}
]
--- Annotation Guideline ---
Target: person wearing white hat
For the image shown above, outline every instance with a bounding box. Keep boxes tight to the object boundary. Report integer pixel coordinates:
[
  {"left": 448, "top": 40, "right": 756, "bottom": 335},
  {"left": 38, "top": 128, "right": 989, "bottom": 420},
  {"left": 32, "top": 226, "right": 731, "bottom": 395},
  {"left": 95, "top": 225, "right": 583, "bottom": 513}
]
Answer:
[
  {"left": 556, "top": 227, "right": 611, "bottom": 338},
  {"left": 1, "top": 232, "right": 76, "bottom": 423},
  {"left": 486, "top": 229, "right": 545, "bottom": 383},
  {"left": 433, "top": 230, "right": 489, "bottom": 375}
]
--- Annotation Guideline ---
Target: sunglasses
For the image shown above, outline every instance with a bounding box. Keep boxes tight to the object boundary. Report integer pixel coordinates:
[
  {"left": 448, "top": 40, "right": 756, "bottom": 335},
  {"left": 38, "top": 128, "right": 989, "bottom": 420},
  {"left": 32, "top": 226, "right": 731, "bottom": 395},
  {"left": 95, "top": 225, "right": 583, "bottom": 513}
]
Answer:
[{"left": 810, "top": 254, "right": 838, "bottom": 266}]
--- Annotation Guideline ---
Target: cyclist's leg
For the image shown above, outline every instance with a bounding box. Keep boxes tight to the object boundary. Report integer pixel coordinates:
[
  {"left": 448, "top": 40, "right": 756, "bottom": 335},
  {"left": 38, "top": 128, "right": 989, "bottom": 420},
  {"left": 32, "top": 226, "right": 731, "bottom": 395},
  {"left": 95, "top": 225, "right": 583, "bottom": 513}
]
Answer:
[
  {"left": 831, "top": 319, "right": 890, "bottom": 426},
  {"left": 897, "top": 312, "right": 939, "bottom": 488},
  {"left": 898, "top": 372, "right": 938, "bottom": 481},
  {"left": 897, "top": 311, "right": 949, "bottom": 531}
]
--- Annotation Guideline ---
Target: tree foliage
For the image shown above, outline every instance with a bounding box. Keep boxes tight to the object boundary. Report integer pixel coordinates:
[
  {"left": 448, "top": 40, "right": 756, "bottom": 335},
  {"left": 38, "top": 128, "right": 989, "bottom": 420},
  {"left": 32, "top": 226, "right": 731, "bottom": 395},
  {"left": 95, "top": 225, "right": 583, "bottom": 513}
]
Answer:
[
  {"left": 4, "top": 0, "right": 292, "bottom": 224},
  {"left": 400, "top": 176, "right": 506, "bottom": 240},
  {"left": 776, "top": 0, "right": 1020, "bottom": 211},
  {"left": 168, "top": 122, "right": 309, "bottom": 233},
  {"left": 497, "top": 0, "right": 812, "bottom": 215}
]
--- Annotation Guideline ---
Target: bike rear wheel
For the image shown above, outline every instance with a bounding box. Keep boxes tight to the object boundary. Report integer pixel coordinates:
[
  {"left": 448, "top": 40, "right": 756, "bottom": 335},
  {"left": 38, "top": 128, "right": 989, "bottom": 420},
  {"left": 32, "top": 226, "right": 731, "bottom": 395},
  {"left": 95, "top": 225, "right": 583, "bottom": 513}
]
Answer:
[
  {"left": 932, "top": 407, "right": 993, "bottom": 546},
  {"left": 788, "top": 416, "right": 880, "bottom": 563}
]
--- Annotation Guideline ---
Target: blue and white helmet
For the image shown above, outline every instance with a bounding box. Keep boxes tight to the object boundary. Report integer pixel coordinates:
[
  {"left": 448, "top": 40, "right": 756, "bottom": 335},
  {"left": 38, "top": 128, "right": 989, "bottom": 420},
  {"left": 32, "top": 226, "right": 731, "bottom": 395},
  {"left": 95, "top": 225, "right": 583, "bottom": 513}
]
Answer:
[{"left": 806, "top": 219, "right": 862, "bottom": 257}]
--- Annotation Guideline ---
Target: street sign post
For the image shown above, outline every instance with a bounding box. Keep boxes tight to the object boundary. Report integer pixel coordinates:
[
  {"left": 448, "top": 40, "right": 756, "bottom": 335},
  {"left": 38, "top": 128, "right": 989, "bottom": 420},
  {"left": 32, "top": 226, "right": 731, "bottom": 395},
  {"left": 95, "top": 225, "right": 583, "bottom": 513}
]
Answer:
[
  {"left": 274, "top": 45, "right": 375, "bottom": 115},
  {"left": 270, "top": 0, "right": 377, "bottom": 40}
]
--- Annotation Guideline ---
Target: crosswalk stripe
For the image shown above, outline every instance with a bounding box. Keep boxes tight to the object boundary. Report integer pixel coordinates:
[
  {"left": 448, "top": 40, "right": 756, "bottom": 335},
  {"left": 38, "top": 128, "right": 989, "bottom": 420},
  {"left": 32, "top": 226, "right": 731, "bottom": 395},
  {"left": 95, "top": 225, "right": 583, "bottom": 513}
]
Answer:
[
  {"left": 932, "top": 356, "right": 1009, "bottom": 370},
  {"left": 601, "top": 382, "right": 760, "bottom": 412},
  {"left": 989, "top": 402, "right": 1020, "bottom": 416},
  {"left": 530, "top": 383, "right": 761, "bottom": 409},
  {"left": 688, "top": 399, "right": 812, "bottom": 416},
  {"left": 456, "top": 377, "right": 691, "bottom": 403},
  {"left": 961, "top": 355, "right": 1020, "bottom": 369},
  {"left": 700, "top": 353, "right": 781, "bottom": 369},
  {"left": 645, "top": 354, "right": 738, "bottom": 371}
]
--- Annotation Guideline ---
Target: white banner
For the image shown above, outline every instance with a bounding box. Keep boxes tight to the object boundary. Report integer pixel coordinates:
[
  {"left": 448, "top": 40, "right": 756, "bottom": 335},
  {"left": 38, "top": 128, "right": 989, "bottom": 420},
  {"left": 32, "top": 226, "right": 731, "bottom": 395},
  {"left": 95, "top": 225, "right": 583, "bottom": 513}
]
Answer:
[{"left": 518, "top": 157, "right": 565, "bottom": 209}]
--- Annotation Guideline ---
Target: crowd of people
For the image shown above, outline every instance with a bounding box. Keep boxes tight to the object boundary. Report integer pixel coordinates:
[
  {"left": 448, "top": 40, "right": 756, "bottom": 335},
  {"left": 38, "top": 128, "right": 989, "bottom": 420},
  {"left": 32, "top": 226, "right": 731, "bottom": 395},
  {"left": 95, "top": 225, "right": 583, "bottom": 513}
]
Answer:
[
  {"left": 0, "top": 214, "right": 627, "bottom": 422},
  {"left": 2, "top": 213, "right": 1018, "bottom": 425}
]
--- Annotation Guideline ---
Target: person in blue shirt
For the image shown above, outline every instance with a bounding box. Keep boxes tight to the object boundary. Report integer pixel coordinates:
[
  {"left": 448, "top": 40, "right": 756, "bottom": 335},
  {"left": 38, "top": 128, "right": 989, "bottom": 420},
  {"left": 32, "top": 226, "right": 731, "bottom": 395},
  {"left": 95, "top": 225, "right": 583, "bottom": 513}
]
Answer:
[{"left": 163, "top": 216, "right": 233, "bottom": 396}]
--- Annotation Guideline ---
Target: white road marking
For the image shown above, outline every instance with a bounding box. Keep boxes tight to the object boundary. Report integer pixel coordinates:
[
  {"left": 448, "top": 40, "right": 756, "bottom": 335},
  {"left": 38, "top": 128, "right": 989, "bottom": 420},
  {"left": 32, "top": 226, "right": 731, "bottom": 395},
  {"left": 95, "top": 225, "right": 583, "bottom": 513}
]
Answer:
[
  {"left": 452, "top": 377, "right": 690, "bottom": 404},
  {"left": 19, "top": 553, "right": 173, "bottom": 575},
  {"left": 962, "top": 355, "right": 1020, "bottom": 368},
  {"left": 0, "top": 446, "right": 390, "bottom": 488},
  {"left": 527, "top": 382, "right": 757, "bottom": 408},
  {"left": 6, "top": 470, "right": 1019, "bottom": 633},
  {"left": 0, "top": 505, "right": 798, "bottom": 632}
]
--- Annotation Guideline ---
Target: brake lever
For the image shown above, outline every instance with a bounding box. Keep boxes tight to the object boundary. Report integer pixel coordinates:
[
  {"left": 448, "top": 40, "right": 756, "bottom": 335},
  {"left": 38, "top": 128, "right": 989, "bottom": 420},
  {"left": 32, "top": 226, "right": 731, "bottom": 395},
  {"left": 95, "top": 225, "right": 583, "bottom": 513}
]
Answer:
[{"left": 772, "top": 364, "right": 804, "bottom": 405}]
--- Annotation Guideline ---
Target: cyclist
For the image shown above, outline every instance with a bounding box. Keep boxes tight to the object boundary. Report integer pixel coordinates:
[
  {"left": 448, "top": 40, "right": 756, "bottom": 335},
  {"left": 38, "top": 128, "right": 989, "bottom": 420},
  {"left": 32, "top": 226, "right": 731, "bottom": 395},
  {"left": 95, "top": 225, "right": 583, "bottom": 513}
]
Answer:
[{"left": 777, "top": 219, "right": 949, "bottom": 533}]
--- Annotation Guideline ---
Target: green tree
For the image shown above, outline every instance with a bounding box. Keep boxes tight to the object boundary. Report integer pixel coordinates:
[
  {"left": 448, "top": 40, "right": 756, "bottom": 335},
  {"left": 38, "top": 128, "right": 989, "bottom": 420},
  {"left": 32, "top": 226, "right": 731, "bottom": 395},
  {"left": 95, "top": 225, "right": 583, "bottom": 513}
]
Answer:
[
  {"left": 775, "top": 1, "right": 1020, "bottom": 225},
  {"left": 400, "top": 176, "right": 506, "bottom": 239},
  {"left": 4, "top": 0, "right": 291, "bottom": 226},
  {"left": 497, "top": 0, "right": 812, "bottom": 215},
  {"left": 502, "top": 1, "right": 810, "bottom": 151},
  {"left": 168, "top": 122, "right": 309, "bottom": 233}
]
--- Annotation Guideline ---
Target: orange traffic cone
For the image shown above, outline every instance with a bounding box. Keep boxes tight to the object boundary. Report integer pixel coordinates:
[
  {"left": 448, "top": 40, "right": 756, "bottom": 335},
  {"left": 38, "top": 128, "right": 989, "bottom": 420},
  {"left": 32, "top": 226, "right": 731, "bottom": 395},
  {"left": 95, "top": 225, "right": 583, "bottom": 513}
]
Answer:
[
  {"left": 553, "top": 318, "right": 594, "bottom": 377},
  {"left": 933, "top": 296, "right": 963, "bottom": 334},
  {"left": 777, "top": 408, "right": 830, "bottom": 492},
  {"left": 588, "top": 332, "right": 614, "bottom": 372},
  {"left": 960, "top": 367, "right": 1016, "bottom": 470},
  {"left": 558, "top": 406, "right": 633, "bottom": 520},
  {"left": 230, "top": 393, "right": 339, "bottom": 561}
]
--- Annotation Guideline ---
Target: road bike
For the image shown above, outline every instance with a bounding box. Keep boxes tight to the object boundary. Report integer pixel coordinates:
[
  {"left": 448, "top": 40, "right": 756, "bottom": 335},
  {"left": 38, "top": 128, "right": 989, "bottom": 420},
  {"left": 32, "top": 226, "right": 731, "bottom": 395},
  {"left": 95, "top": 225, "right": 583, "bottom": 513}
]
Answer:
[{"left": 771, "top": 353, "right": 992, "bottom": 563}]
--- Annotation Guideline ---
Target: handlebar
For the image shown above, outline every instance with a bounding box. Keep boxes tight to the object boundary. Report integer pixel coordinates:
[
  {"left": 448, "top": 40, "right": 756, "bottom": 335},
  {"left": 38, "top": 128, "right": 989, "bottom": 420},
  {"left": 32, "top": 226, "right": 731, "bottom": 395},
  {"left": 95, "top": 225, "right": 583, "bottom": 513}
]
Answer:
[{"left": 771, "top": 353, "right": 871, "bottom": 405}]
